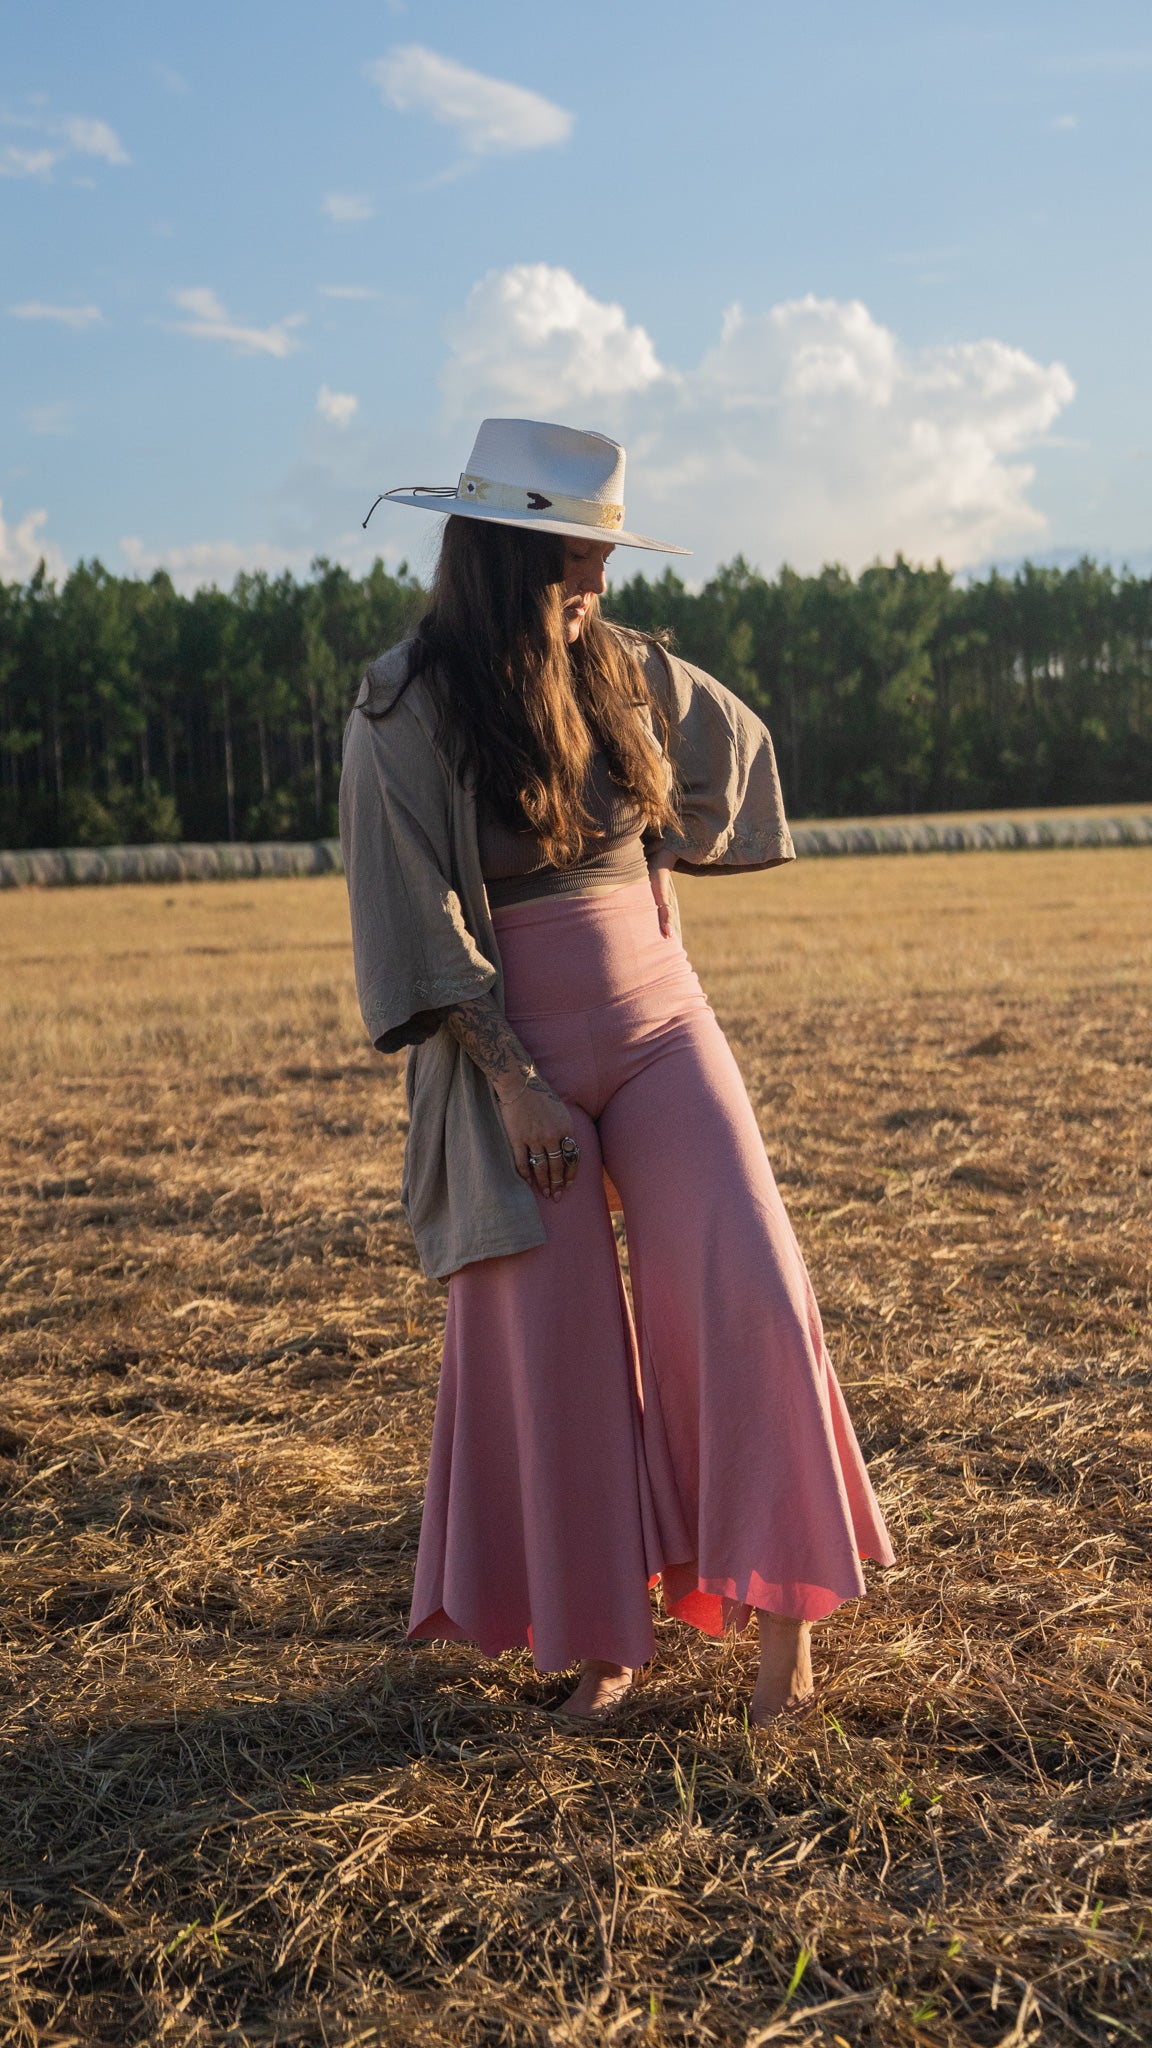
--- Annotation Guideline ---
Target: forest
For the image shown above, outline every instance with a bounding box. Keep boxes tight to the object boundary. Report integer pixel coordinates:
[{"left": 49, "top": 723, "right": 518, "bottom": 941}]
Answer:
[{"left": 0, "top": 550, "right": 1149, "bottom": 848}]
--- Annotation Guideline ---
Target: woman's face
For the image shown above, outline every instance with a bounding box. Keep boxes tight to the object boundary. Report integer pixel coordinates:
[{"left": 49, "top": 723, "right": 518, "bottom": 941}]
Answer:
[{"left": 561, "top": 538, "right": 615, "bottom": 643}]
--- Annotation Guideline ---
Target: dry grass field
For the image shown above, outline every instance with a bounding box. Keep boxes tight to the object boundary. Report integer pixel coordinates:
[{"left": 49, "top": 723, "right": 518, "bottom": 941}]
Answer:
[{"left": 0, "top": 849, "right": 1149, "bottom": 2048}]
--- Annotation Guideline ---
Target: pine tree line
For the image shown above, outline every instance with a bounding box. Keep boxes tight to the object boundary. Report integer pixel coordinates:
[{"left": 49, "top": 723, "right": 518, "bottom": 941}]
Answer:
[
  {"left": 1, "top": 551, "right": 1149, "bottom": 850},
  {"left": 606, "top": 555, "right": 1152, "bottom": 819},
  {"left": 0, "top": 557, "right": 424, "bottom": 850}
]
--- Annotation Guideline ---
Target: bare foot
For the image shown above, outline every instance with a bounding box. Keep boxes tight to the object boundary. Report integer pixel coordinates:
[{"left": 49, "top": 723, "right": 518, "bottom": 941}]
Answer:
[
  {"left": 750, "top": 1613, "right": 814, "bottom": 1725},
  {"left": 554, "top": 1660, "right": 633, "bottom": 1722}
]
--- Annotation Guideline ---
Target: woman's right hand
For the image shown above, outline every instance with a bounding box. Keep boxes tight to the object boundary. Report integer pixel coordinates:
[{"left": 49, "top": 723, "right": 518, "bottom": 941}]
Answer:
[
  {"left": 497, "top": 1076, "right": 580, "bottom": 1200},
  {"left": 648, "top": 844, "right": 679, "bottom": 939}
]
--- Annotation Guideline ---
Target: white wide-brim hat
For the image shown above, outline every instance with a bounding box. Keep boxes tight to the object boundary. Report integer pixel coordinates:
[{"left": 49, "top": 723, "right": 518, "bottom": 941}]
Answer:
[{"left": 375, "top": 417, "right": 689, "bottom": 555}]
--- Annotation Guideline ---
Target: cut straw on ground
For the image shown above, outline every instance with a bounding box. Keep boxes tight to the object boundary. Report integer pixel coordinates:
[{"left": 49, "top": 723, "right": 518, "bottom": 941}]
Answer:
[{"left": 0, "top": 848, "right": 1149, "bottom": 2045}]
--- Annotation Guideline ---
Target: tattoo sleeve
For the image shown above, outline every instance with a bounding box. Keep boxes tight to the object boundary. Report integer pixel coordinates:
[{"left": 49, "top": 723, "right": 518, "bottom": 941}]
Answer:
[{"left": 444, "top": 996, "right": 550, "bottom": 1102}]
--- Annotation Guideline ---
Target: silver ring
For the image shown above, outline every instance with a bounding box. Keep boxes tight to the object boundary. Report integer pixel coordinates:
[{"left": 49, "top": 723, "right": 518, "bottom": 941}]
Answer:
[
  {"left": 528, "top": 1151, "right": 545, "bottom": 1166},
  {"left": 546, "top": 1149, "right": 563, "bottom": 1159},
  {"left": 560, "top": 1136, "right": 580, "bottom": 1162}
]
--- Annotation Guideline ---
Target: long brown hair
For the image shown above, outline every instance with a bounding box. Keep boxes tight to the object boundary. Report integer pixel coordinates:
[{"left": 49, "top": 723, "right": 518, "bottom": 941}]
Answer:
[{"left": 409, "top": 515, "right": 676, "bottom": 865}]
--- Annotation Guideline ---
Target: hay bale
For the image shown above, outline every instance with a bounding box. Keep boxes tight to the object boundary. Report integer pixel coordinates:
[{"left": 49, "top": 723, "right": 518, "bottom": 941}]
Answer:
[
  {"left": 790, "top": 813, "right": 1152, "bottom": 858},
  {"left": 1, "top": 817, "right": 1150, "bottom": 887},
  {"left": 0, "top": 838, "right": 346, "bottom": 888}
]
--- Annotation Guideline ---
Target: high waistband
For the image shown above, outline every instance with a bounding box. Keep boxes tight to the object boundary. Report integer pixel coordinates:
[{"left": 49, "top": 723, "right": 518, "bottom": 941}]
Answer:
[
  {"left": 493, "top": 879, "right": 687, "bottom": 1017},
  {"left": 491, "top": 876, "right": 655, "bottom": 935}
]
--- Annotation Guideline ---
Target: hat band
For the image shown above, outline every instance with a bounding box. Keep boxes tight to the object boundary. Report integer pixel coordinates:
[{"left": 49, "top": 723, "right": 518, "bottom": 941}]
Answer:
[{"left": 458, "top": 472, "right": 625, "bottom": 532}]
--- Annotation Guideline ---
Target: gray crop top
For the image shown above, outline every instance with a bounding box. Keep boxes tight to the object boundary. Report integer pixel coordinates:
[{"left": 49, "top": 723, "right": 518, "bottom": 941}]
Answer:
[{"left": 479, "top": 747, "right": 649, "bottom": 910}]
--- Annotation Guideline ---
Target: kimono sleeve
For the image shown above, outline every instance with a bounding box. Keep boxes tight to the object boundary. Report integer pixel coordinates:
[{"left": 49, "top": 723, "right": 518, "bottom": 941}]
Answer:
[
  {"left": 339, "top": 696, "right": 497, "bottom": 1054},
  {"left": 643, "top": 644, "right": 795, "bottom": 874}
]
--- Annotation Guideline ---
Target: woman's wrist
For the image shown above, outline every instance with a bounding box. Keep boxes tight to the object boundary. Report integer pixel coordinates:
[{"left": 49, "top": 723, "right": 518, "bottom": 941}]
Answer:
[
  {"left": 444, "top": 997, "right": 539, "bottom": 1101},
  {"left": 494, "top": 1062, "right": 539, "bottom": 1106}
]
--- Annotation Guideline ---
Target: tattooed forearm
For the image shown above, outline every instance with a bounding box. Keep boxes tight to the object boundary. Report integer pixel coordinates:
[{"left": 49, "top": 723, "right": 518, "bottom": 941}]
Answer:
[{"left": 444, "top": 997, "right": 553, "bottom": 1104}]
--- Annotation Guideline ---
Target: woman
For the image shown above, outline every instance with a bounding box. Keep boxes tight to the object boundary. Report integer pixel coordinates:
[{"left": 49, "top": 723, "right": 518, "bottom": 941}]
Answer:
[{"left": 341, "top": 418, "right": 894, "bottom": 1724}]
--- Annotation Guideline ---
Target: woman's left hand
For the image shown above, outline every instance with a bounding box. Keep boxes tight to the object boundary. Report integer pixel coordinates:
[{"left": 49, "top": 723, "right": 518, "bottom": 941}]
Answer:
[{"left": 648, "top": 845, "right": 679, "bottom": 939}]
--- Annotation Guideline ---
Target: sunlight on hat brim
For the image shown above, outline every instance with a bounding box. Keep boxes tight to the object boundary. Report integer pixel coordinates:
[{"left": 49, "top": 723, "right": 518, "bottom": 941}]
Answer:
[{"left": 382, "top": 492, "right": 690, "bottom": 556}]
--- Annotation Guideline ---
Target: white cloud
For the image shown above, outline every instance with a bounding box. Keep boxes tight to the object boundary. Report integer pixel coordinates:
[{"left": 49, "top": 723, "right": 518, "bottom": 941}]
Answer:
[
  {"left": 120, "top": 535, "right": 314, "bottom": 595},
  {"left": 368, "top": 46, "right": 572, "bottom": 155},
  {"left": 1, "top": 146, "right": 57, "bottom": 178},
  {"left": 168, "top": 288, "right": 305, "bottom": 358},
  {"left": 1047, "top": 48, "right": 1152, "bottom": 73},
  {"left": 59, "top": 116, "right": 129, "bottom": 165},
  {"left": 0, "top": 110, "right": 129, "bottom": 179},
  {"left": 318, "top": 284, "right": 380, "bottom": 300},
  {"left": 0, "top": 501, "right": 66, "bottom": 583},
  {"left": 323, "top": 192, "right": 375, "bottom": 224},
  {"left": 119, "top": 518, "right": 407, "bottom": 595},
  {"left": 8, "top": 300, "right": 104, "bottom": 329},
  {"left": 442, "top": 264, "right": 665, "bottom": 419},
  {"left": 317, "top": 385, "right": 359, "bottom": 429},
  {"left": 667, "top": 296, "right": 1075, "bottom": 569},
  {"left": 439, "top": 270, "right": 1075, "bottom": 573},
  {"left": 22, "top": 400, "right": 73, "bottom": 436}
]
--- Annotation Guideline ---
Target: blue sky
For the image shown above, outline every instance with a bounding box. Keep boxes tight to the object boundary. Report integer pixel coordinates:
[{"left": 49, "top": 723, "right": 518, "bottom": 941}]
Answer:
[{"left": 2, "top": 0, "right": 1149, "bottom": 591}]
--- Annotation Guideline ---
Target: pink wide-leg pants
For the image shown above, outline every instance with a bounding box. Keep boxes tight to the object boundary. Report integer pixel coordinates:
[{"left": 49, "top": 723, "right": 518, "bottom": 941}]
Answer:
[{"left": 410, "top": 881, "right": 895, "bottom": 1673}]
